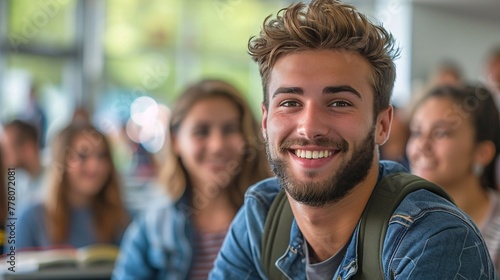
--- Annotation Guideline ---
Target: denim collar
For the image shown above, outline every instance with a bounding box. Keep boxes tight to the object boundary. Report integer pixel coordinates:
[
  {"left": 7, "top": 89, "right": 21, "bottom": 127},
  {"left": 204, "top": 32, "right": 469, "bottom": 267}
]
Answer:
[{"left": 275, "top": 161, "right": 408, "bottom": 279}]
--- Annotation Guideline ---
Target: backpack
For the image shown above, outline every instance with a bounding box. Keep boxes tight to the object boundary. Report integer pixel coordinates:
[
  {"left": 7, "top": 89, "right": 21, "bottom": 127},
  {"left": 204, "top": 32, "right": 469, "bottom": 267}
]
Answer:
[{"left": 261, "top": 173, "right": 454, "bottom": 280}]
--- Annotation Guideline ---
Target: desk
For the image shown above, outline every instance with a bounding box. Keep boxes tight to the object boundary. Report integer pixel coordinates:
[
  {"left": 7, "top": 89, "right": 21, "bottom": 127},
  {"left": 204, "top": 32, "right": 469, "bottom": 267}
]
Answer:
[{"left": 1, "top": 265, "right": 112, "bottom": 280}]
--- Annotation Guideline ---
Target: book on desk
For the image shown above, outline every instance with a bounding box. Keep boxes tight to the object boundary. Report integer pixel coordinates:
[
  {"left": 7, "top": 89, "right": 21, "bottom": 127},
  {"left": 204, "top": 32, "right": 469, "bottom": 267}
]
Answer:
[{"left": 0, "top": 244, "right": 119, "bottom": 280}]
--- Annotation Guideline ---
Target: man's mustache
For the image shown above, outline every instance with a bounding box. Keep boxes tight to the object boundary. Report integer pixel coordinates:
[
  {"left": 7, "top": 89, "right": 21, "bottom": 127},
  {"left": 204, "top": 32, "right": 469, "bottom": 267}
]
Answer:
[{"left": 278, "top": 137, "right": 349, "bottom": 153}]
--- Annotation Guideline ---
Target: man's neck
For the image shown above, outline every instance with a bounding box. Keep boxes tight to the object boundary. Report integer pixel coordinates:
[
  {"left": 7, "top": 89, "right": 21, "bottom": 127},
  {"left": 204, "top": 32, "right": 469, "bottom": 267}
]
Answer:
[{"left": 288, "top": 165, "right": 379, "bottom": 262}]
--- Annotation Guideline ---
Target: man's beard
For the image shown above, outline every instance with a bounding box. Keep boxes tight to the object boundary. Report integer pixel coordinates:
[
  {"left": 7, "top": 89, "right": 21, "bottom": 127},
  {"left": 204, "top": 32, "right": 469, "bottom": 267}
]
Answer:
[{"left": 266, "top": 127, "right": 375, "bottom": 207}]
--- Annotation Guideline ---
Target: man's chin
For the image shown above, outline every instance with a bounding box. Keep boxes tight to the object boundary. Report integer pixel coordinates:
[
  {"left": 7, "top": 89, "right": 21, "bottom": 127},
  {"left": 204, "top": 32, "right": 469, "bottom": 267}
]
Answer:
[{"left": 284, "top": 170, "right": 332, "bottom": 185}]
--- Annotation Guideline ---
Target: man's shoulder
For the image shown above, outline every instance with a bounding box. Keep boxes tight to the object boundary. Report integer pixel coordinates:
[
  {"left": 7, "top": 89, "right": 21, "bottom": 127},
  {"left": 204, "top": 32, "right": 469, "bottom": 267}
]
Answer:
[
  {"left": 377, "top": 162, "right": 459, "bottom": 217},
  {"left": 244, "top": 177, "right": 282, "bottom": 210},
  {"left": 378, "top": 170, "right": 476, "bottom": 234},
  {"left": 385, "top": 189, "right": 494, "bottom": 278},
  {"left": 396, "top": 188, "right": 456, "bottom": 214},
  {"left": 394, "top": 188, "right": 478, "bottom": 237},
  {"left": 382, "top": 170, "right": 457, "bottom": 217},
  {"left": 379, "top": 160, "right": 409, "bottom": 176}
]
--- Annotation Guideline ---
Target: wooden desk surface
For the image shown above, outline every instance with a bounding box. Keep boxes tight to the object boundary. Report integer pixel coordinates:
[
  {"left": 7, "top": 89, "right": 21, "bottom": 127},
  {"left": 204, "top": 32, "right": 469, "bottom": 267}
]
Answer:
[{"left": 1, "top": 265, "right": 112, "bottom": 280}]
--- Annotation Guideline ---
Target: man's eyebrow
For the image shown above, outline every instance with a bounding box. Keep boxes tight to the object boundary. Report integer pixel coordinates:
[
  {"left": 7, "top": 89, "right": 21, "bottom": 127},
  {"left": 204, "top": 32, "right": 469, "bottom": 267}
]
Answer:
[
  {"left": 272, "top": 87, "right": 303, "bottom": 98},
  {"left": 272, "top": 85, "right": 362, "bottom": 99},
  {"left": 323, "top": 86, "right": 361, "bottom": 99}
]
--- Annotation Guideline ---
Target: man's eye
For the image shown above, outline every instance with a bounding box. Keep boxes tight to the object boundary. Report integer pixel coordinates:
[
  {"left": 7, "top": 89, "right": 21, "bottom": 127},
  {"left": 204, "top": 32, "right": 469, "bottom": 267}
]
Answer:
[
  {"left": 330, "top": 101, "right": 351, "bottom": 107},
  {"left": 279, "top": 100, "right": 300, "bottom": 107}
]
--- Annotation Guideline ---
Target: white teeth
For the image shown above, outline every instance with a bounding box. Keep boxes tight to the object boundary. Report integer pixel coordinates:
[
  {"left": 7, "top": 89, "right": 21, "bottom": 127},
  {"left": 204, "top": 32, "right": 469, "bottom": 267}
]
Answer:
[
  {"left": 295, "top": 149, "right": 333, "bottom": 159},
  {"left": 312, "top": 151, "right": 319, "bottom": 159}
]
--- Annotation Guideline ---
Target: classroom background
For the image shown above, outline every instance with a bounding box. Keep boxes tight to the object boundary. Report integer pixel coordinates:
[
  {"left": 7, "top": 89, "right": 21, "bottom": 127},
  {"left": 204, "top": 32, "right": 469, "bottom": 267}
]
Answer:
[{"left": 0, "top": 0, "right": 499, "bottom": 223}]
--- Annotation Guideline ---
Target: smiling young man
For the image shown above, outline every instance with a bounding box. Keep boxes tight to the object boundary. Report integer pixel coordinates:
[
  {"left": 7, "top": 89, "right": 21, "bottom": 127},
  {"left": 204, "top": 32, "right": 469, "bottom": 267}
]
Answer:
[{"left": 210, "top": 0, "right": 496, "bottom": 279}]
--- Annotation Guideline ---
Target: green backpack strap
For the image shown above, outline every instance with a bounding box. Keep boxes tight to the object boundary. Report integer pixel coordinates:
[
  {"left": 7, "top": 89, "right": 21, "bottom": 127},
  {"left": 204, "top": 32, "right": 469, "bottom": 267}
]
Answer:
[
  {"left": 261, "top": 173, "right": 453, "bottom": 280},
  {"left": 262, "top": 190, "right": 293, "bottom": 280},
  {"left": 354, "top": 173, "right": 453, "bottom": 280}
]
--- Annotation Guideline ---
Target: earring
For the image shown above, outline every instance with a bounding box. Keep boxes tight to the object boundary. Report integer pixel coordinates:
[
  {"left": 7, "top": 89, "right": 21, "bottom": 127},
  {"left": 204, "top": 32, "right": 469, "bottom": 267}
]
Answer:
[{"left": 473, "top": 163, "right": 484, "bottom": 176}]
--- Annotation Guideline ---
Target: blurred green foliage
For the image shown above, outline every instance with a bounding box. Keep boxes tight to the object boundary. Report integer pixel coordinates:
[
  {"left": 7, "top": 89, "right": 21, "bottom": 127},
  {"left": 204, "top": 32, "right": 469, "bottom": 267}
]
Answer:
[
  {"left": 104, "top": 0, "right": 284, "bottom": 113},
  {"left": 6, "top": 0, "right": 286, "bottom": 116}
]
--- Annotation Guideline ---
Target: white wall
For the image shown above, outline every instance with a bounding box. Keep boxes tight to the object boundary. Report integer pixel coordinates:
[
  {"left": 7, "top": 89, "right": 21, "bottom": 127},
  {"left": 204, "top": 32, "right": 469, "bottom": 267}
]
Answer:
[
  {"left": 338, "top": 0, "right": 413, "bottom": 106},
  {"left": 411, "top": 3, "right": 500, "bottom": 88},
  {"left": 312, "top": 0, "right": 500, "bottom": 106}
]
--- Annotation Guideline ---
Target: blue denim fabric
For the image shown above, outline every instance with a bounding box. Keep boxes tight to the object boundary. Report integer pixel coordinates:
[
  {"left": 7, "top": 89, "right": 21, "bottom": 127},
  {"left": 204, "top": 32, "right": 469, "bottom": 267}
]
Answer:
[
  {"left": 112, "top": 195, "right": 194, "bottom": 280},
  {"left": 210, "top": 161, "right": 496, "bottom": 279}
]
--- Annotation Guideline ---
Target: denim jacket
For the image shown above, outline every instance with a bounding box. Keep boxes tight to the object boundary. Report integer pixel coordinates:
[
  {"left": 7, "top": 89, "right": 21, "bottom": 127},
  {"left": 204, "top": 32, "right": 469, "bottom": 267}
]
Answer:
[
  {"left": 112, "top": 194, "right": 194, "bottom": 280},
  {"left": 210, "top": 161, "right": 496, "bottom": 279}
]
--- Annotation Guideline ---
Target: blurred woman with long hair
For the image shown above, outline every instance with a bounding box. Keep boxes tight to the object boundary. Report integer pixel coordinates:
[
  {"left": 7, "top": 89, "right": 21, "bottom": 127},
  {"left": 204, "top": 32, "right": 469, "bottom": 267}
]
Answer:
[
  {"left": 113, "top": 79, "right": 271, "bottom": 279},
  {"left": 15, "top": 123, "right": 129, "bottom": 250}
]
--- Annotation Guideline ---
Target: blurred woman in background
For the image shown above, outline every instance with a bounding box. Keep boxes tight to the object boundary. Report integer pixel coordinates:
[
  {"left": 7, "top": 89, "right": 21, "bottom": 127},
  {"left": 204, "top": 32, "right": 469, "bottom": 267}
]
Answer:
[
  {"left": 406, "top": 84, "right": 500, "bottom": 270},
  {"left": 15, "top": 123, "right": 130, "bottom": 250},
  {"left": 113, "top": 79, "right": 271, "bottom": 280}
]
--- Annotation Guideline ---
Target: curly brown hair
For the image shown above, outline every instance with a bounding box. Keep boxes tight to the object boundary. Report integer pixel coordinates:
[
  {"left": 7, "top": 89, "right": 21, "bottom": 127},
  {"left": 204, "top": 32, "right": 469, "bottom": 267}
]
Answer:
[{"left": 249, "top": 0, "right": 399, "bottom": 115}]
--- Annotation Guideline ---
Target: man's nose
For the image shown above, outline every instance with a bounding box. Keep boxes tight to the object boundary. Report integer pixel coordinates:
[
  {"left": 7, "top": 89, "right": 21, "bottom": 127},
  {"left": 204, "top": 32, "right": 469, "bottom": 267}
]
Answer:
[{"left": 296, "top": 102, "right": 330, "bottom": 140}]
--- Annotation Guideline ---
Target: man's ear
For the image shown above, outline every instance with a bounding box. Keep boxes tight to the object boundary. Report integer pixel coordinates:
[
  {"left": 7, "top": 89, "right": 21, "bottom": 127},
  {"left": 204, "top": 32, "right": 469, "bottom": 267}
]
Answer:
[
  {"left": 375, "top": 105, "right": 393, "bottom": 145},
  {"left": 261, "top": 102, "right": 268, "bottom": 141}
]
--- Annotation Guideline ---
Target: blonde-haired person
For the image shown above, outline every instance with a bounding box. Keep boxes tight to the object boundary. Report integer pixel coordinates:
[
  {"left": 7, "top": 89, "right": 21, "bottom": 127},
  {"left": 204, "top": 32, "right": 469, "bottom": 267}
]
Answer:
[
  {"left": 15, "top": 123, "right": 129, "bottom": 250},
  {"left": 113, "top": 79, "right": 271, "bottom": 280}
]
